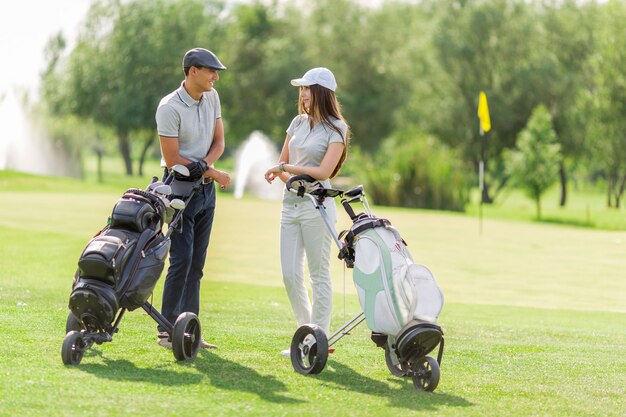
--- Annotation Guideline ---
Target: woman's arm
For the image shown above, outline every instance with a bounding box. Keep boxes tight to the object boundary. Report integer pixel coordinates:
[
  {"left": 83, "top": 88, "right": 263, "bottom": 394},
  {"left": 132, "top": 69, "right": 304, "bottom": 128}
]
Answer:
[
  {"left": 275, "top": 133, "right": 292, "bottom": 183},
  {"left": 264, "top": 134, "right": 293, "bottom": 183},
  {"left": 266, "top": 142, "right": 344, "bottom": 181}
]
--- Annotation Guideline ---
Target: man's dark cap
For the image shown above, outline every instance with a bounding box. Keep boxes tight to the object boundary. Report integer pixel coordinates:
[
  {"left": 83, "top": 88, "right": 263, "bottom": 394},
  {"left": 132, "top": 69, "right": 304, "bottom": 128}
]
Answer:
[{"left": 182, "top": 48, "right": 226, "bottom": 70}]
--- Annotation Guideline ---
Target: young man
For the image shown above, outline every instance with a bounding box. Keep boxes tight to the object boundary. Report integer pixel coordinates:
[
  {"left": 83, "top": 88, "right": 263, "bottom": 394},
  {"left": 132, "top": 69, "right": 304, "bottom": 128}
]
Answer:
[{"left": 155, "top": 47, "right": 231, "bottom": 349}]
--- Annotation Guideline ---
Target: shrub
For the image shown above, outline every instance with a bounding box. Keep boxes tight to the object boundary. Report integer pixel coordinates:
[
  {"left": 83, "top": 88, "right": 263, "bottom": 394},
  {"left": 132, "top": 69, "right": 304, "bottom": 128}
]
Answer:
[{"left": 347, "top": 127, "right": 471, "bottom": 211}]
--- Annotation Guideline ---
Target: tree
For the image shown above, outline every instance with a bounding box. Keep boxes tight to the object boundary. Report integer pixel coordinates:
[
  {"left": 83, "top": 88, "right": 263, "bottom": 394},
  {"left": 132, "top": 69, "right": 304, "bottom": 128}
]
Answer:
[
  {"left": 584, "top": 0, "right": 626, "bottom": 208},
  {"left": 539, "top": 0, "right": 598, "bottom": 207},
  {"left": 42, "top": 0, "right": 224, "bottom": 175},
  {"left": 406, "top": 0, "right": 562, "bottom": 204},
  {"left": 217, "top": 2, "right": 307, "bottom": 146},
  {"left": 303, "top": 0, "right": 428, "bottom": 152},
  {"left": 505, "top": 105, "right": 561, "bottom": 219}
]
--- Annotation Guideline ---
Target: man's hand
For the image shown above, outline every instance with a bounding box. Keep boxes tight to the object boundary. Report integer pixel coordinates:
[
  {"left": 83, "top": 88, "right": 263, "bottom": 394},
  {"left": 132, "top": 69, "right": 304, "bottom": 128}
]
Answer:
[
  {"left": 185, "top": 160, "right": 208, "bottom": 181},
  {"left": 212, "top": 170, "right": 231, "bottom": 190}
]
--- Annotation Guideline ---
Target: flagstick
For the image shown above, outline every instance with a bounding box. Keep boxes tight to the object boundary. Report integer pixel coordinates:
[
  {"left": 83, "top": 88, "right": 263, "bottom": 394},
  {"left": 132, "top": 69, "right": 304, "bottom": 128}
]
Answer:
[
  {"left": 479, "top": 125, "right": 484, "bottom": 236},
  {"left": 477, "top": 91, "right": 490, "bottom": 236}
]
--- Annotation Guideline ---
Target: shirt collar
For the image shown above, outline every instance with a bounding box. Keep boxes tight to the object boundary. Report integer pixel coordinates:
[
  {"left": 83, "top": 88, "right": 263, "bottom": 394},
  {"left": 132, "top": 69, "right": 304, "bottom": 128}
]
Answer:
[{"left": 176, "top": 81, "right": 199, "bottom": 107}]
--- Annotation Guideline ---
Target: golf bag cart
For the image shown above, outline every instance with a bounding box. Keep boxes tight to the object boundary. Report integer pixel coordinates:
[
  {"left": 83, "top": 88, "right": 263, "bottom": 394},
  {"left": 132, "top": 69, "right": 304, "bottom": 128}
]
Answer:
[
  {"left": 62, "top": 165, "right": 204, "bottom": 365},
  {"left": 285, "top": 175, "right": 445, "bottom": 392}
]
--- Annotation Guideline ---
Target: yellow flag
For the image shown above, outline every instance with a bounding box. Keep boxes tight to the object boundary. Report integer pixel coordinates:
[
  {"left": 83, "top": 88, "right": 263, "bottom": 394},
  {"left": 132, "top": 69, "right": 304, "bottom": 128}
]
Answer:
[{"left": 477, "top": 91, "right": 491, "bottom": 133}]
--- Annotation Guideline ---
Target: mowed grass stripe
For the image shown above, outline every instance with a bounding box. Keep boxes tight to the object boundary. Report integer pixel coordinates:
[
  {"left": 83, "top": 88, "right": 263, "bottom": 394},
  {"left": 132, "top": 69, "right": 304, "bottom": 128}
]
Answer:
[{"left": 1, "top": 190, "right": 624, "bottom": 312}]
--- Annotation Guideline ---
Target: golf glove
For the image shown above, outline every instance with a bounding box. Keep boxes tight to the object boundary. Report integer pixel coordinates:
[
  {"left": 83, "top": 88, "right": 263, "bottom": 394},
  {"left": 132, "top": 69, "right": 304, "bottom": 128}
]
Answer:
[{"left": 186, "top": 160, "right": 208, "bottom": 181}]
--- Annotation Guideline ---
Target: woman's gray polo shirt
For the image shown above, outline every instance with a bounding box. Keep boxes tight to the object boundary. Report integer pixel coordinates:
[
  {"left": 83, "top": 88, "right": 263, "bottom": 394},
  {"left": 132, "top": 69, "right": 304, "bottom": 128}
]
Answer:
[
  {"left": 156, "top": 82, "right": 221, "bottom": 166},
  {"left": 283, "top": 114, "right": 347, "bottom": 203}
]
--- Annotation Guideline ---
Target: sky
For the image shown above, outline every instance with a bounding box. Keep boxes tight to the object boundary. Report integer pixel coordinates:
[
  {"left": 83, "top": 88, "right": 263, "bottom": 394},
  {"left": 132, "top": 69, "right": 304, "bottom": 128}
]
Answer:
[
  {"left": 0, "top": 0, "right": 92, "bottom": 97},
  {"left": 0, "top": 1, "right": 92, "bottom": 174}
]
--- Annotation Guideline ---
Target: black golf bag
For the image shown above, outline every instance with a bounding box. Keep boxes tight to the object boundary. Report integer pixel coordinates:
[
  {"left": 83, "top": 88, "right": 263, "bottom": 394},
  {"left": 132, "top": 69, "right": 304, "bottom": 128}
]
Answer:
[{"left": 68, "top": 188, "right": 170, "bottom": 332}]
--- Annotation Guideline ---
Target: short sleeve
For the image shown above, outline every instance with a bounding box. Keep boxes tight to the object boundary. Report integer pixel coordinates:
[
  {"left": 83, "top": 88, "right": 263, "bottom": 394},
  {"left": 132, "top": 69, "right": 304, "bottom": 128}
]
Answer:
[
  {"left": 287, "top": 115, "right": 306, "bottom": 136},
  {"left": 212, "top": 90, "right": 222, "bottom": 119},
  {"left": 155, "top": 104, "right": 180, "bottom": 138},
  {"left": 328, "top": 120, "right": 347, "bottom": 145}
]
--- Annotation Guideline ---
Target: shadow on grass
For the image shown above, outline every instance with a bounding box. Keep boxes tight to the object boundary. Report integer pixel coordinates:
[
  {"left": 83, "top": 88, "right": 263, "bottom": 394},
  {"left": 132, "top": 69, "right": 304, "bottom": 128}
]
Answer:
[
  {"left": 314, "top": 360, "right": 472, "bottom": 411},
  {"left": 192, "top": 351, "right": 303, "bottom": 404},
  {"left": 77, "top": 350, "right": 204, "bottom": 386},
  {"left": 76, "top": 348, "right": 300, "bottom": 404}
]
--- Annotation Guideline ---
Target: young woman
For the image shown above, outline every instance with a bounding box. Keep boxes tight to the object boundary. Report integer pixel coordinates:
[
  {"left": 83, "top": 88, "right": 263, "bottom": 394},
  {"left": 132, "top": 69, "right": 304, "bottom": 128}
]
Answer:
[{"left": 264, "top": 67, "right": 350, "bottom": 355}]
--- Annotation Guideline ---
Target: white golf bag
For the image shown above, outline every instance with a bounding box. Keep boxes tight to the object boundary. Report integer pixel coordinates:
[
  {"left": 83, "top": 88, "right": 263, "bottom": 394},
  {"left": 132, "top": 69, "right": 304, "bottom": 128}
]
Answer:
[{"left": 346, "top": 216, "right": 444, "bottom": 337}]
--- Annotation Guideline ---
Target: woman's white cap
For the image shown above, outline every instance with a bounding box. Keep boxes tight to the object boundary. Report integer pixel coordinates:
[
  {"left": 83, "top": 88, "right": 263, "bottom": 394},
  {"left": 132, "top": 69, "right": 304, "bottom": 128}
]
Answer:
[{"left": 291, "top": 67, "right": 337, "bottom": 92}]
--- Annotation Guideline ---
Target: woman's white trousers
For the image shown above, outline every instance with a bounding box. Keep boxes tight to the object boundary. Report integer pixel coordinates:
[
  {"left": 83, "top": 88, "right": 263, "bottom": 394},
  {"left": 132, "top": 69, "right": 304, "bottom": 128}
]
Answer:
[{"left": 280, "top": 198, "right": 336, "bottom": 336}]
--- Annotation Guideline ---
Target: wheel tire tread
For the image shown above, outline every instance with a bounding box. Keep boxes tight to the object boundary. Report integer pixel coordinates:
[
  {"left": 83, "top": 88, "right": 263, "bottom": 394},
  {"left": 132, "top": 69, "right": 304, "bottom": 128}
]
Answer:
[
  {"left": 290, "top": 324, "right": 328, "bottom": 375},
  {"left": 62, "top": 331, "right": 84, "bottom": 365},
  {"left": 172, "top": 312, "right": 201, "bottom": 361},
  {"left": 412, "top": 356, "right": 440, "bottom": 392}
]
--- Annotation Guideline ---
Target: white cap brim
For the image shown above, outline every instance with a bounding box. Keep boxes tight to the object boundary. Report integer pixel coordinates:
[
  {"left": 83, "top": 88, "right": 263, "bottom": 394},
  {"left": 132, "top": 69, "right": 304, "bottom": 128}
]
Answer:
[{"left": 290, "top": 78, "right": 313, "bottom": 87}]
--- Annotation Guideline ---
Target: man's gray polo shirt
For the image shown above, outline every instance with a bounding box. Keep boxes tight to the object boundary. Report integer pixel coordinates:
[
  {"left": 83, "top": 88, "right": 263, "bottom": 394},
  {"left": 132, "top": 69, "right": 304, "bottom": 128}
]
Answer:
[{"left": 156, "top": 81, "right": 221, "bottom": 166}]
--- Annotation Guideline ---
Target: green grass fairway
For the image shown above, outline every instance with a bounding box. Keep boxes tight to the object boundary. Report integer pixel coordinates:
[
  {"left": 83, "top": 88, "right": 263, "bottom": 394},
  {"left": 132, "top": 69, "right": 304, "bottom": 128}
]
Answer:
[{"left": 0, "top": 173, "right": 624, "bottom": 416}]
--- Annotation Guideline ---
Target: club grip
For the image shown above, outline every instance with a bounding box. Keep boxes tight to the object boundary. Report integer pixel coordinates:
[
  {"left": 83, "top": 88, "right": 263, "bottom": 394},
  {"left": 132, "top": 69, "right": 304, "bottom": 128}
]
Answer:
[{"left": 342, "top": 199, "right": 357, "bottom": 220}]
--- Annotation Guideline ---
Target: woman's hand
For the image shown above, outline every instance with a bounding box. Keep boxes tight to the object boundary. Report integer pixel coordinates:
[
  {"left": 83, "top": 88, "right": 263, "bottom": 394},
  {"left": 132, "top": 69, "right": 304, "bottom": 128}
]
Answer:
[{"left": 264, "top": 165, "right": 282, "bottom": 183}]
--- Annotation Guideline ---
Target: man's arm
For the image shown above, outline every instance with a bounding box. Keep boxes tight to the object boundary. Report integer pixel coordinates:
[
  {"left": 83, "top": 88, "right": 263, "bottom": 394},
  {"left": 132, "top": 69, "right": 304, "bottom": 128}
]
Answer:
[
  {"left": 159, "top": 136, "right": 192, "bottom": 168},
  {"left": 203, "top": 118, "right": 231, "bottom": 189},
  {"left": 203, "top": 118, "right": 225, "bottom": 167}
]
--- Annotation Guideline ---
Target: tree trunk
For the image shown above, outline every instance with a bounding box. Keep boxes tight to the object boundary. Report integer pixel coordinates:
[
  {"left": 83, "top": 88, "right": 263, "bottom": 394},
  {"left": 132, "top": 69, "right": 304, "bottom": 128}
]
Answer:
[
  {"left": 558, "top": 162, "right": 567, "bottom": 207},
  {"left": 615, "top": 171, "right": 626, "bottom": 209},
  {"left": 118, "top": 130, "right": 133, "bottom": 176},
  {"left": 96, "top": 150, "right": 103, "bottom": 183},
  {"left": 481, "top": 180, "right": 494, "bottom": 204},
  {"left": 137, "top": 135, "right": 154, "bottom": 177},
  {"left": 491, "top": 176, "right": 509, "bottom": 202},
  {"left": 536, "top": 197, "right": 542, "bottom": 220},
  {"left": 606, "top": 170, "right": 613, "bottom": 208}
]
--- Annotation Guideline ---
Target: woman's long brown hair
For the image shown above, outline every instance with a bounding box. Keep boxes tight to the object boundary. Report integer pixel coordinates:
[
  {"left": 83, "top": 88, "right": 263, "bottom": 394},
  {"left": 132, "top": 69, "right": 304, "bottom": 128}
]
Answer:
[{"left": 298, "top": 84, "right": 351, "bottom": 178}]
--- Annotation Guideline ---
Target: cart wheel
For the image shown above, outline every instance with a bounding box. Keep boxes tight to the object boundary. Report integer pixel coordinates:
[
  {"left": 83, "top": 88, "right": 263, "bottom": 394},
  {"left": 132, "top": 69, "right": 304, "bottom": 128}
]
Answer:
[
  {"left": 384, "top": 345, "right": 408, "bottom": 377},
  {"left": 290, "top": 324, "right": 328, "bottom": 375},
  {"left": 172, "top": 312, "right": 201, "bottom": 361},
  {"left": 62, "top": 331, "right": 86, "bottom": 365},
  {"left": 412, "top": 356, "right": 440, "bottom": 391},
  {"left": 65, "top": 312, "right": 82, "bottom": 333}
]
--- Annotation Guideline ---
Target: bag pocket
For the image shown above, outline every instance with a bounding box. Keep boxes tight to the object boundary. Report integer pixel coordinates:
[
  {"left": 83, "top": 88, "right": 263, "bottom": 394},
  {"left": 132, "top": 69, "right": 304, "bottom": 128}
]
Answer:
[
  {"left": 78, "top": 235, "right": 134, "bottom": 286},
  {"left": 118, "top": 237, "right": 170, "bottom": 310},
  {"left": 406, "top": 264, "right": 444, "bottom": 322},
  {"left": 110, "top": 197, "right": 157, "bottom": 232},
  {"left": 68, "top": 278, "right": 119, "bottom": 331}
]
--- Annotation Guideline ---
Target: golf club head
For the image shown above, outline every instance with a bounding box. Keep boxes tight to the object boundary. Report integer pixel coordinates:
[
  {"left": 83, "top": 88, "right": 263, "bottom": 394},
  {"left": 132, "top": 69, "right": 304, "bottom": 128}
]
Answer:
[
  {"left": 345, "top": 185, "right": 364, "bottom": 198},
  {"left": 147, "top": 181, "right": 164, "bottom": 191},
  {"left": 171, "top": 164, "right": 190, "bottom": 178},
  {"left": 170, "top": 199, "right": 186, "bottom": 211},
  {"left": 153, "top": 184, "right": 172, "bottom": 196}
]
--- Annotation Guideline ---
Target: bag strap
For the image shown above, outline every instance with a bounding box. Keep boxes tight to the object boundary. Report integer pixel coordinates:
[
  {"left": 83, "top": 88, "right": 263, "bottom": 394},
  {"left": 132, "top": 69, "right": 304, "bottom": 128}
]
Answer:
[
  {"left": 351, "top": 217, "right": 392, "bottom": 237},
  {"left": 340, "top": 217, "right": 390, "bottom": 252}
]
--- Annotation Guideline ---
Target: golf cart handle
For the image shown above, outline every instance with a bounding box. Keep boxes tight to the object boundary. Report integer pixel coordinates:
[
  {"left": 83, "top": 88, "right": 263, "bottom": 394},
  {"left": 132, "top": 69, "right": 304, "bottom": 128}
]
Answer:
[
  {"left": 344, "top": 185, "right": 364, "bottom": 198},
  {"left": 285, "top": 174, "right": 317, "bottom": 191}
]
